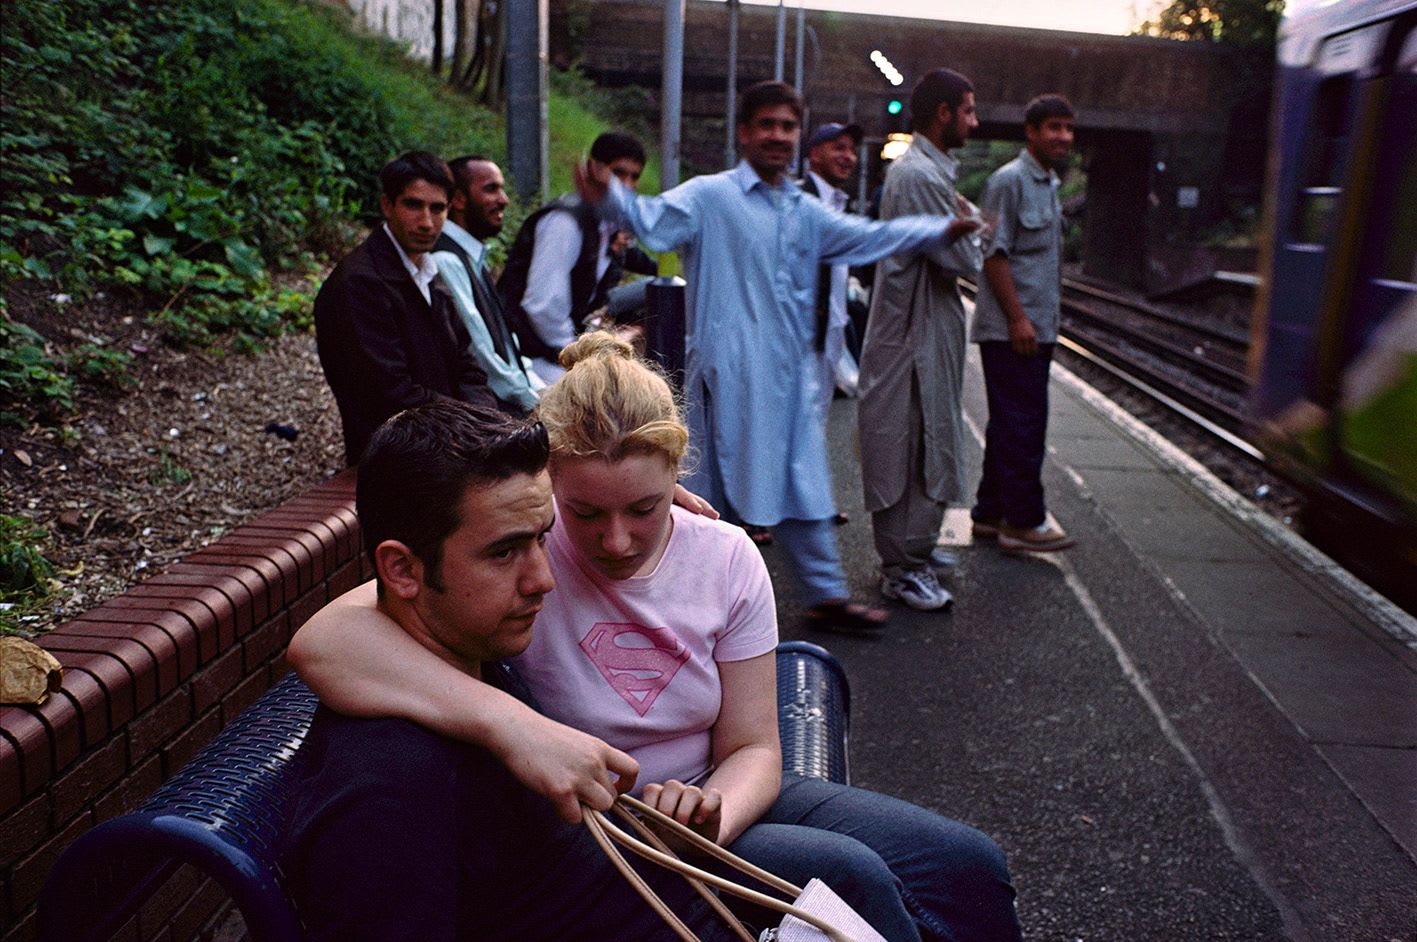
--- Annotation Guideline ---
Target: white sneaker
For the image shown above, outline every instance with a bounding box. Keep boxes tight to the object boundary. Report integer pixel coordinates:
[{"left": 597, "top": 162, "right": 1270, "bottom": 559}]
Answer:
[{"left": 880, "top": 567, "right": 953, "bottom": 610}]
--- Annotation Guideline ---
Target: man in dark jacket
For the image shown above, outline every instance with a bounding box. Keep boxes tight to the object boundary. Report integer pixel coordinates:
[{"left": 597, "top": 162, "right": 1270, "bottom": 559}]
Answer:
[{"left": 314, "top": 151, "right": 498, "bottom": 465}]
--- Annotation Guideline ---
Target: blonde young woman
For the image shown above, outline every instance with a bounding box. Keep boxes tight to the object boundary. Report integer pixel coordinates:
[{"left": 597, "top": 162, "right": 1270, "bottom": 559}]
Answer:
[{"left": 288, "top": 333, "right": 1020, "bottom": 942}]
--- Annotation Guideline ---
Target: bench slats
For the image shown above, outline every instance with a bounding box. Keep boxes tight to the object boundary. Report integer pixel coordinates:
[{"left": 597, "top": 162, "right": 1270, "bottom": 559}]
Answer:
[{"left": 39, "top": 644, "right": 850, "bottom": 942}]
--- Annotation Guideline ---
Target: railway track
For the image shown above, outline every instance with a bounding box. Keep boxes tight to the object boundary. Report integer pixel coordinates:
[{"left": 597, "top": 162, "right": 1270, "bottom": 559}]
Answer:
[
  {"left": 960, "top": 276, "right": 1263, "bottom": 462},
  {"left": 1057, "top": 278, "right": 1250, "bottom": 426}
]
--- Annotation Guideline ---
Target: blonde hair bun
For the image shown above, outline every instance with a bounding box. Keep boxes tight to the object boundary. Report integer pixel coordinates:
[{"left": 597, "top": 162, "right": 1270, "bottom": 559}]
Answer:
[
  {"left": 558, "top": 331, "right": 635, "bottom": 370},
  {"left": 538, "top": 330, "right": 689, "bottom": 466}
]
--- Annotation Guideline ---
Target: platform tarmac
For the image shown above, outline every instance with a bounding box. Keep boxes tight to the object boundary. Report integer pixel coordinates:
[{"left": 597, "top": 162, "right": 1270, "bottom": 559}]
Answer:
[{"left": 763, "top": 348, "right": 1417, "bottom": 940}]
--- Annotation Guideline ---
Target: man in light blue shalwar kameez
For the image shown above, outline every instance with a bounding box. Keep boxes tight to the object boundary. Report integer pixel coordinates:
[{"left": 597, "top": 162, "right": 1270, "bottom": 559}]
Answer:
[{"left": 580, "top": 81, "right": 979, "bottom": 631}]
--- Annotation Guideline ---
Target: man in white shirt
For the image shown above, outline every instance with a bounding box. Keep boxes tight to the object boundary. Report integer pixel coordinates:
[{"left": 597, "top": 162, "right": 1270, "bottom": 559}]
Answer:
[
  {"left": 498, "top": 132, "right": 657, "bottom": 384},
  {"left": 433, "top": 156, "right": 544, "bottom": 414},
  {"left": 801, "top": 121, "right": 865, "bottom": 414}
]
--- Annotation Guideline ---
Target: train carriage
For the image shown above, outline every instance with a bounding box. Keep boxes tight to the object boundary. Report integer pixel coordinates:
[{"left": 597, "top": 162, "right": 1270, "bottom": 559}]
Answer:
[{"left": 1249, "top": 0, "right": 1417, "bottom": 602}]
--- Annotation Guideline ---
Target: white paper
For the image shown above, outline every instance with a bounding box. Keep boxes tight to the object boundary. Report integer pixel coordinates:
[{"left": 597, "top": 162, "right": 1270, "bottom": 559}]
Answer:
[{"left": 775, "top": 878, "right": 889, "bottom": 942}]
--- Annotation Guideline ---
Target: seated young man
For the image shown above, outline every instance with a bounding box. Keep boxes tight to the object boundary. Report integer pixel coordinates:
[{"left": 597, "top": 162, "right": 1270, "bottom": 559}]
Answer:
[{"left": 284, "top": 401, "right": 736, "bottom": 941}]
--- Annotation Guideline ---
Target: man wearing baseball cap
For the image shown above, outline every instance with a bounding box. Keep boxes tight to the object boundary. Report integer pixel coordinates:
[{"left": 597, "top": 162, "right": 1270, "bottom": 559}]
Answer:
[{"left": 801, "top": 122, "right": 866, "bottom": 418}]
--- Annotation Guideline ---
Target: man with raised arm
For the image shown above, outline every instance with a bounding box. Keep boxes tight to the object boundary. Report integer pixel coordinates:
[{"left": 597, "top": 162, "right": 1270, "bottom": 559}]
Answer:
[
  {"left": 498, "top": 131, "right": 659, "bottom": 384},
  {"left": 858, "top": 68, "right": 984, "bottom": 612},
  {"left": 313, "top": 151, "right": 498, "bottom": 465},
  {"left": 285, "top": 401, "right": 736, "bottom": 941},
  {"left": 575, "top": 80, "right": 980, "bottom": 634}
]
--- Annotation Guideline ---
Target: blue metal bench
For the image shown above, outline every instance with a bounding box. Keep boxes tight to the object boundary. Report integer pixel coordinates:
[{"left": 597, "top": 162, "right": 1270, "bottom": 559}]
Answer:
[{"left": 38, "top": 640, "right": 851, "bottom": 942}]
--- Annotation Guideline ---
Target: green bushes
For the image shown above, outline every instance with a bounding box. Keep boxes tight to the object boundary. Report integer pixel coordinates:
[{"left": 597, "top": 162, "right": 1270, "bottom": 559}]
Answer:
[
  {"left": 0, "top": 514, "right": 56, "bottom": 635},
  {"left": 0, "top": 0, "right": 503, "bottom": 415}
]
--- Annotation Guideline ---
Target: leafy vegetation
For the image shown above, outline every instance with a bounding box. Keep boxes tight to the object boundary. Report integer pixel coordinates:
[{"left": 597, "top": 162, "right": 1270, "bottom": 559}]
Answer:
[
  {"left": 0, "top": 318, "right": 75, "bottom": 420},
  {"left": 0, "top": 514, "right": 56, "bottom": 635},
  {"left": 0, "top": 0, "right": 503, "bottom": 418},
  {"left": 1139, "top": 0, "right": 1283, "bottom": 47}
]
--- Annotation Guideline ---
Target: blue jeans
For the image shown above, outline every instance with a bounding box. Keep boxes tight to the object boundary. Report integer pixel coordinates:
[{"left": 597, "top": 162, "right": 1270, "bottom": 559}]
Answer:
[
  {"left": 973, "top": 341, "right": 1055, "bottom": 530},
  {"left": 726, "top": 775, "right": 1022, "bottom": 942}
]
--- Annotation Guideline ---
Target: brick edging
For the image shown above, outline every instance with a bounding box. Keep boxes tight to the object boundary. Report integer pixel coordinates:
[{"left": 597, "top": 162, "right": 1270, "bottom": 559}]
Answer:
[{"left": 0, "top": 469, "right": 366, "bottom": 938}]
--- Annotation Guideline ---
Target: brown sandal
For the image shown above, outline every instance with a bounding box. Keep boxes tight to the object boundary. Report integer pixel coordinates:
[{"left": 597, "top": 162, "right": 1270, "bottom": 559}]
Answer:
[
  {"left": 804, "top": 599, "right": 888, "bottom": 635},
  {"left": 744, "top": 524, "right": 774, "bottom": 546}
]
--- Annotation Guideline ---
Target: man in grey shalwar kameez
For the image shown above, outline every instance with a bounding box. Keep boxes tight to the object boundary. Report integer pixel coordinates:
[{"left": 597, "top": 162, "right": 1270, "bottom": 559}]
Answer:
[{"left": 858, "top": 69, "right": 984, "bottom": 610}]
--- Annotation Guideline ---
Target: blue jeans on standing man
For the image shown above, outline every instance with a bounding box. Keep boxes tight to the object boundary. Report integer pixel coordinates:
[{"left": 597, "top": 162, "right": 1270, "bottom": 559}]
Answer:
[
  {"left": 727, "top": 774, "right": 1023, "bottom": 942},
  {"left": 972, "top": 341, "right": 1056, "bottom": 531}
]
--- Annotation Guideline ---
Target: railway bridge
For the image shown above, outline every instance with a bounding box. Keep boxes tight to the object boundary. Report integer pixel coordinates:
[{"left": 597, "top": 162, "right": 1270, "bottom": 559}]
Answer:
[{"left": 554, "top": 0, "right": 1270, "bottom": 290}]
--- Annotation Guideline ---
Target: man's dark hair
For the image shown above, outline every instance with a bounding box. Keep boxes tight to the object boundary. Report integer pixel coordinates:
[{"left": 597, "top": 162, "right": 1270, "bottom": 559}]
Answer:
[
  {"left": 737, "top": 80, "right": 804, "bottom": 126},
  {"left": 1024, "top": 94, "right": 1075, "bottom": 129},
  {"left": 448, "top": 154, "right": 496, "bottom": 193},
  {"left": 909, "top": 69, "right": 974, "bottom": 132},
  {"left": 590, "top": 132, "right": 646, "bottom": 167},
  {"left": 357, "top": 401, "right": 550, "bottom": 592},
  {"left": 380, "top": 151, "right": 455, "bottom": 202}
]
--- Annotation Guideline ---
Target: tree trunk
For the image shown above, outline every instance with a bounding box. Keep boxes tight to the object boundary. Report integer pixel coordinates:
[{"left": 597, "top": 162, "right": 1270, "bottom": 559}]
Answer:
[
  {"left": 481, "top": 0, "right": 507, "bottom": 109},
  {"left": 432, "top": 0, "right": 444, "bottom": 75},
  {"left": 450, "top": 0, "right": 475, "bottom": 85}
]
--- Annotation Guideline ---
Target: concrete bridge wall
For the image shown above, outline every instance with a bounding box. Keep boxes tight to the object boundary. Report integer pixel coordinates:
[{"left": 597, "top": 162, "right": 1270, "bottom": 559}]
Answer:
[{"left": 556, "top": 0, "right": 1270, "bottom": 288}]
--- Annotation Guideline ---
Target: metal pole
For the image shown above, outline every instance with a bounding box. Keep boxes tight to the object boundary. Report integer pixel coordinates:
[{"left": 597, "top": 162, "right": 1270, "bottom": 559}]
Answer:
[
  {"left": 661, "top": 0, "right": 685, "bottom": 192},
  {"left": 726, "top": 0, "right": 738, "bottom": 169},
  {"left": 793, "top": 2, "right": 805, "bottom": 91},
  {"left": 792, "top": 2, "right": 805, "bottom": 172},
  {"left": 505, "top": 0, "right": 548, "bottom": 202},
  {"left": 774, "top": 1, "right": 785, "bottom": 81},
  {"left": 858, "top": 140, "right": 869, "bottom": 210}
]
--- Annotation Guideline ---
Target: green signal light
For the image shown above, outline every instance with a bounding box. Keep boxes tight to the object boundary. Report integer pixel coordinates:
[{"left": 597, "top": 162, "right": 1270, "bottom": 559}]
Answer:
[{"left": 887, "top": 100, "right": 903, "bottom": 115}]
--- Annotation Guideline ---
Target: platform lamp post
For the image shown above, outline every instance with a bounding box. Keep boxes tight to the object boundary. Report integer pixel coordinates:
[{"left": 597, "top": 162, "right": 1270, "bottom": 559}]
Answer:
[
  {"left": 774, "top": 0, "right": 786, "bottom": 81},
  {"left": 661, "top": 0, "right": 685, "bottom": 191},
  {"left": 725, "top": 0, "right": 739, "bottom": 169},
  {"left": 505, "top": 0, "right": 549, "bottom": 201}
]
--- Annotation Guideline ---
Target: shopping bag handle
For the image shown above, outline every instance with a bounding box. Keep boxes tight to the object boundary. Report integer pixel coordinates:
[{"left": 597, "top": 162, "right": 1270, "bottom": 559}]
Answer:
[{"left": 584, "top": 795, "right": 858, "bottom": 942}]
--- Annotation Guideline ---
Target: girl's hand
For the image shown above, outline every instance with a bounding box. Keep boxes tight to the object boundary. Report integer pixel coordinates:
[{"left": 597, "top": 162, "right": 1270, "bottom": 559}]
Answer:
[{"left": 641, "top": 780, "right": 723, "bottom": 852}]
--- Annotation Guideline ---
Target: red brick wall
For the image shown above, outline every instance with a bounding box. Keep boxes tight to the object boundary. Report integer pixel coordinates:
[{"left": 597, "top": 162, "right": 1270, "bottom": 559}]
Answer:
[{"left": 1, "top": 470, "right": 367, "bottom": 942}]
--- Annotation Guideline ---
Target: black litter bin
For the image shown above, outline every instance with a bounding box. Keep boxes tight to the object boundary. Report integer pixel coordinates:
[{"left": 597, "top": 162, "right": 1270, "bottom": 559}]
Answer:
[{"left": 643, "top": 275, "right": 687, "bottom": 385}]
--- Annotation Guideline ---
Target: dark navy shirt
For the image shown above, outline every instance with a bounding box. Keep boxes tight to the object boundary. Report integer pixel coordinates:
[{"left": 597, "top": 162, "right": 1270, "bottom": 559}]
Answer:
[{"left": 286, "top": 693, "right": 736, "bottom": 940}]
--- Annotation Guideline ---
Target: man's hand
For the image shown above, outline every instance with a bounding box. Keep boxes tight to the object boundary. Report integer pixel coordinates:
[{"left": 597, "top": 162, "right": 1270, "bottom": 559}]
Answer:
[
  {"left": 491, "top": 712, "right": 639, "bottom": 824},
  {"left": 573, "top": 158, "right": 611, "bottom": 207},
  {"left": 944, "top": 215, "right": 983, "bottom": 244},
  {"left": 641, "top": 780, "right": 723, "bottom": 854},
  {"left": 1008, "top": 317, "right": 1038, "bottom": 358},
  {"left": 672, "top": 483, "right": 719, "bottom": 519},
  {"left": 610, "top": 230, "right": 635, "bottom": 255}
]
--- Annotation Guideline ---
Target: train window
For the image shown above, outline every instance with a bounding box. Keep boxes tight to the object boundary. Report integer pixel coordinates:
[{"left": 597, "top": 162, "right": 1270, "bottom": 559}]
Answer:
[
  {"left": 1291, "top": 76, "right": 1353, "bottom": 245},
  {"left": 1289, "top": 21, "right": 1398, "bottom": 246}
]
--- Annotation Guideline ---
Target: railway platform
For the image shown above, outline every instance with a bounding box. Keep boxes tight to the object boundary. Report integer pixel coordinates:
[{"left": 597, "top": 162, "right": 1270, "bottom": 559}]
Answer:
[{"left": 763, "top": 348, "right": 1417, "bottom": 939}]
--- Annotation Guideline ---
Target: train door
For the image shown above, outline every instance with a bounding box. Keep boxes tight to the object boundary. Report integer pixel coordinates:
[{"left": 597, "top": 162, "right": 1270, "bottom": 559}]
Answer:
[{"left": 1330, "top": 18, "right": 1417, "bottom": 525}]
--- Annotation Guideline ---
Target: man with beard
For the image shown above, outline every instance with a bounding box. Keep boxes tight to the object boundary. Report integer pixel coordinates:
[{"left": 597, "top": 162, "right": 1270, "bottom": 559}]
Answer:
[
  {"left": 970, "top": 94, "right": 1078, "bottom": 553},
  {"left": 431, "top": 155, "right": 542, "bottom": 414},
  {"left": 858, "top": 68, "right": 984, "bottom": 611},
  {"left": 314, "top": 151, "right": 497, "bottom": 465},
  {"left": 576, "top": 80, "right": 980, "bottom": 634}
]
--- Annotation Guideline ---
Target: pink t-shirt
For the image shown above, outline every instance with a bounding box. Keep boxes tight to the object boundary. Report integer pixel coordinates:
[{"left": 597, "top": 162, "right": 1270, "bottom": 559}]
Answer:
[{"left": 511, "top": 505, "right": 779, "bottom": 790}]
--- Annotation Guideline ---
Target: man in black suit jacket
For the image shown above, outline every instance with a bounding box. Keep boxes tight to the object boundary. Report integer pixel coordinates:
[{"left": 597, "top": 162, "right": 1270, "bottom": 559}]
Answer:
[{"left": 315, "top": 151, "right": 498, "bottom": 465}]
